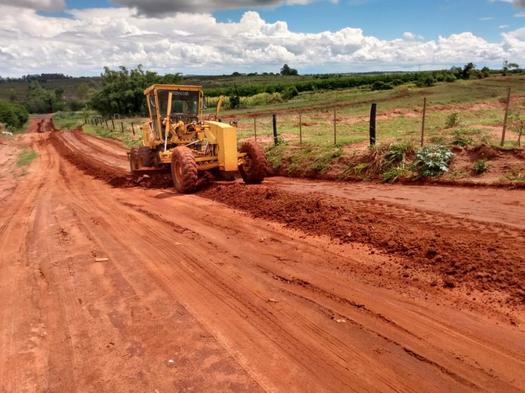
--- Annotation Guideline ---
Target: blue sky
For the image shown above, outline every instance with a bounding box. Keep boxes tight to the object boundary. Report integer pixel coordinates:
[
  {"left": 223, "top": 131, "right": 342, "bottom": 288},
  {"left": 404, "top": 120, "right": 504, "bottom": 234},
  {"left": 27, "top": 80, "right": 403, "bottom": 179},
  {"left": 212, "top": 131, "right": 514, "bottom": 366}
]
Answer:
[
  {"left": 217, "top": 0, "right": 521, "bottom": 40},
  {"left": 1, "top": 0, "right": 524, "bottom": 76},
  {"left": 57, "top": 0, "right": 523, "bottom": 40}
]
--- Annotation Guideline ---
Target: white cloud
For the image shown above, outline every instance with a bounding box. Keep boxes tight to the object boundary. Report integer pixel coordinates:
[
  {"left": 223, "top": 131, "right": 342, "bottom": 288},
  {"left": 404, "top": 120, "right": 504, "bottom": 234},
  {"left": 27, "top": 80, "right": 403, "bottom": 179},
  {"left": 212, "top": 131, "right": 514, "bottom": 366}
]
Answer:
[{"left": 0, "top": 6, "right": 522, "bottom": 77}]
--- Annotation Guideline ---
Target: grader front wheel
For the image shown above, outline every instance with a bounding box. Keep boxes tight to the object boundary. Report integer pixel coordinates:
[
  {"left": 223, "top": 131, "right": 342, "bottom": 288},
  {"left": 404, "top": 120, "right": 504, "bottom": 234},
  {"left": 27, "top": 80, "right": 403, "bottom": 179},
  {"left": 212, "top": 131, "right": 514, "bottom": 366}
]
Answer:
[
  {"left": 171, "top": 146, "right": 198, "bottom": 193},
  {"left": 239, "top": 141, "right": 267, "bottom": 184}
]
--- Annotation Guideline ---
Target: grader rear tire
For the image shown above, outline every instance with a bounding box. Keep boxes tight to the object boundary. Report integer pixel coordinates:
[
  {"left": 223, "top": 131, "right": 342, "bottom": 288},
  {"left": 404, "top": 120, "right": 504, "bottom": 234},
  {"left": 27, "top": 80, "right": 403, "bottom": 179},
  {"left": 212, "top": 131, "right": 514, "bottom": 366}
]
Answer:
[
  {"left": 239, "top": 141, "right": 267, "bottom": 184},
  {"left": 171, "top": 146, "right": 198, "bottom": 193}
]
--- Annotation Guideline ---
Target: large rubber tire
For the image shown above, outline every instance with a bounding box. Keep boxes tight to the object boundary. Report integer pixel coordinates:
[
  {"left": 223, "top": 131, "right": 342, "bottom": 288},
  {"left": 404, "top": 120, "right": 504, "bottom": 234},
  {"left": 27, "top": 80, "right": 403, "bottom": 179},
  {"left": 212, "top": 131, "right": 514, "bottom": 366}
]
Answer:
[
  {"left": 171, "top": 146, "right": 198, "bottom": 193},
  {"left": 239, "top": 141, "right": 267, "bottom": 184}
]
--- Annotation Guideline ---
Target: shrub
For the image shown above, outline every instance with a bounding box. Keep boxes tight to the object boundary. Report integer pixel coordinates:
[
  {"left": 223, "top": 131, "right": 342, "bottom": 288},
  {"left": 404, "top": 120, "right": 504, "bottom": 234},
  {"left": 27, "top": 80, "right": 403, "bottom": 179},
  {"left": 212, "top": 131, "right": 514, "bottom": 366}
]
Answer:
[
  {"left": 383, "top": 167, "right": 409, "bottom": 183},
  {"left": 451, "top": 129, "right": 473, "bottom": 146},
  {"left": 371, "top": 81, "right": 393, "bottom": 91},
  {"left": 413, "top": 145, "right": 454, "bottom": 177},
  {"left": 415, "top": 76, "right": 436, "bottom": 87},
  {"left": 473, "top": 159, "right": 488, "bottom": 175},
  {"left": 229, "top": 94, "right": 240, "bottom": 109},
  {"left": 445, "top": 112, "right": 460, "bottom": 128},
  {"left": 282, "top": 86, "right": 299, "bottom": 100},
  {"left": 0, "top": 100, "right": 29, "bottom": 129}
]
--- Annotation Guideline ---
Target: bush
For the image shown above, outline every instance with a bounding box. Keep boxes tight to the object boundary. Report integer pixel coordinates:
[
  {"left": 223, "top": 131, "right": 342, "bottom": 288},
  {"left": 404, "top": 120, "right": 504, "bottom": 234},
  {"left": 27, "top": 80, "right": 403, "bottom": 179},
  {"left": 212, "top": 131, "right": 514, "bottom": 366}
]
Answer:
[
  {"left": 229, "top": 94, "right": 240, "bottom": 109},
  {"left": 451, "top": 129, "right": 473, "bottom": 146},
  {"left": 66, "top": 100, "right": 85, "bottom": 111},
  {"left": 445, "top": 112, "right": 460, "bottom": 128},
  {"left": 282, "top": 86, "right": 299, "bottom": 100},
  {"left": 414, "top": 145, "right": 454, "bottom": 177},
  {"left": 473, "top": 159, "right": 488, "bottom": 175},
  {"left": 371, "top": 81, "right": 393, "bottom": 91},
  {"left": 0, "top": 100, "right": 29, "bottom": 129},
  {"left": 415, "top": 76, "right": 436, "bottom": 87}
]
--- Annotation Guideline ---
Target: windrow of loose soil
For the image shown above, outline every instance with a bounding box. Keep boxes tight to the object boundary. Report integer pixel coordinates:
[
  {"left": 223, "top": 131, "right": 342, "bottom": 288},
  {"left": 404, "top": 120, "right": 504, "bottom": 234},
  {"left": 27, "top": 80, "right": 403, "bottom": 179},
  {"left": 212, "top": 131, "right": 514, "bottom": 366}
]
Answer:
[
  {"left": 51, "top": 131, "right": 133, "bottom": 187},
  {"left": 199, "top": 183, "right": 525, "bottom": 305},
  {"left": 51, "top": 129, "right": 525, "bottom": 305}
]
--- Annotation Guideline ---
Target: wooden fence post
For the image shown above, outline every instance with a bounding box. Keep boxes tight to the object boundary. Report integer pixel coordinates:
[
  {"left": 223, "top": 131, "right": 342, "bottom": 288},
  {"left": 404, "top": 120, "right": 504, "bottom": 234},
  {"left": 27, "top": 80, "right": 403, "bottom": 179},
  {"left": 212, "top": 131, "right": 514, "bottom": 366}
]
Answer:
[
  {"left": 370, "top": 103, "right": 377, "bottom": 146},
  {"left": 111, "top": 118, "right": 115, "bottom": 130},
  {"left": 253, "top": 117, "right": 257, "bottom": 141},
  {"left": 120, "top": 122, "right": 124, "bottom": 133},
  {"left": 333, "top": 108, "right": 337, "bottom": 146},
  {"left": 131, "top": 122, "right": 135, "bottom": 136},
  {"left": 421, "top": 97, "right": 427, "bottom": 147},
  {"left": 299, "top": 112, "right": 303, "bottom": 145},
  {"left": 105, "top": 120, "right": 109, "bottom": 129},
  {"left": 501, "top": 87, "right": 511, "bottom": 147},
  {"left": 272, "top": 114, "right": 279, "bottom": 145}
]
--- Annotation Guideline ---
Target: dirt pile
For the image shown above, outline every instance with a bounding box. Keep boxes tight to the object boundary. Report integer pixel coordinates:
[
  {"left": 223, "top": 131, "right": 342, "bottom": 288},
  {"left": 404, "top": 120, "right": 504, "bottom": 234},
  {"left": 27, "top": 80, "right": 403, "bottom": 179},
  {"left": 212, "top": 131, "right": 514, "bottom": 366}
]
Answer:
[
  {"left": 50, "top": 132, "right": 133, "bottom": 187},
  {"left": 200, "top": 183, "right": 525, "bottom": 304}
]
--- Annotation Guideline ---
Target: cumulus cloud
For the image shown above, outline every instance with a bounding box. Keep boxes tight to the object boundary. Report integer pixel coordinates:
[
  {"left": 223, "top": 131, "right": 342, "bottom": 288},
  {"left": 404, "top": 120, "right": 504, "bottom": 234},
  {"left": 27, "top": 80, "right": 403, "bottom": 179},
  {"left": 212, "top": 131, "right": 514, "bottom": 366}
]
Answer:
[
  {"left": 114, "top": 0, "right": 313, "bottom": 16},
  {"left": 0, "top": 0, "right": 65, "bottom": 10},
  {"left": 0, "top": 5, "right": 522, "bottom": 77},
  {"left": 512, "top": 0, "right": 525, "bottom": 7}
]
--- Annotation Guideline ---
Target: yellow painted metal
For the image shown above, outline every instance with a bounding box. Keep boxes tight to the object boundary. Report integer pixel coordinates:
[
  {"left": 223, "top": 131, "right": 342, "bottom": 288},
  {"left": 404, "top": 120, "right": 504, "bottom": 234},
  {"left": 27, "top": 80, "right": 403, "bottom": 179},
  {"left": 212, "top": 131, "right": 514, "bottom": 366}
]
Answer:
[
  {"left": 208, "top": 121, "right": 238, "bottom": 171},
  {"left": 137, "top": 84, "right": 247, "bottom": 174},
  {"left": 216, "top": 95, "right": 225, "bottom": 119}
]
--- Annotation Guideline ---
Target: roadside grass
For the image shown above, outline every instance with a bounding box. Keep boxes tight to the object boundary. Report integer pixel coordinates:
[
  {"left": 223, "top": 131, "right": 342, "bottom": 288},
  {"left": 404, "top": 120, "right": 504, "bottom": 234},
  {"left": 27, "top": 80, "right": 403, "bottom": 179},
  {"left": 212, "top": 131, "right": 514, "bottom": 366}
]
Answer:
[
  {"left": 16, "top": 149, "right": 37, "bottom": 168},
  {"left": 267, "top": 143, "right": 343, "bottom": 175},
  {"left": 83, "top": 123, "right": 142, "bottom": 148},
  {"left": 53, "top": 111, "right": 143, "bottom": 148},
  {"left": 53, "top": 111, "right": 87, "bottom": 129}
]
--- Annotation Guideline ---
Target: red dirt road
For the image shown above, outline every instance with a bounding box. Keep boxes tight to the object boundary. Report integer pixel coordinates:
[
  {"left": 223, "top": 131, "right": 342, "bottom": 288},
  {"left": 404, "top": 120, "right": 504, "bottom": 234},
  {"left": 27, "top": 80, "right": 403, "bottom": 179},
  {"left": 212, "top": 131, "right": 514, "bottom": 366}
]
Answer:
[{"left": 1, "top": 120, "right": 525, "bottom": 392}]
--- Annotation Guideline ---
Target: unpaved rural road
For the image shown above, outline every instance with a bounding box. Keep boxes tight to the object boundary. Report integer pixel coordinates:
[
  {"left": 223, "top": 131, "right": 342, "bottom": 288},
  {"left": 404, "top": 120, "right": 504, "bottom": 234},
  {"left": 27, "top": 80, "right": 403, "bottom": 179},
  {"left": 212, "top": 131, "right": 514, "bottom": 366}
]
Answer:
[{"left": 1, "top": 119, "right": 525, "bottom": 393}]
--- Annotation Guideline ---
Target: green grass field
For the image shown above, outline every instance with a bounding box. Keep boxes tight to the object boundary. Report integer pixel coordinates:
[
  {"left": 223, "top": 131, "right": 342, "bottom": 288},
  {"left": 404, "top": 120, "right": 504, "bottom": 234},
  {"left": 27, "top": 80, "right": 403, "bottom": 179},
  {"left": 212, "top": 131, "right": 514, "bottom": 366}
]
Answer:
[
  {"left": 224, "top": 76, "right": 525, "bottom": 148},
  {"left": 53, "top": 75, "right": 525, "bottom": 152}
]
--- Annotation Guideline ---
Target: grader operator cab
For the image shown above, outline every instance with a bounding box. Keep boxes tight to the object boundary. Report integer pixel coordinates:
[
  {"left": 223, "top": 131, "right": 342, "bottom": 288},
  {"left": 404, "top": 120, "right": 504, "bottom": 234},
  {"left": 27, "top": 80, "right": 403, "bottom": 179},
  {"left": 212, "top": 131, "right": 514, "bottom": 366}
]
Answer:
[{"left": 128, "top": 84, "right": 267, "bottom": 193}]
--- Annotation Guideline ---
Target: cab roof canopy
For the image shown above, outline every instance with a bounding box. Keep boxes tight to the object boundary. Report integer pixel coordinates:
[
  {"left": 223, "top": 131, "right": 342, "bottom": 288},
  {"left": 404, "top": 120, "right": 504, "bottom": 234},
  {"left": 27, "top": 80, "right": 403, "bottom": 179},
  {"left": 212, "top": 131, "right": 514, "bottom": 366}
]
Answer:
[{"left": 144, "top": 84, "right": 203, "bottom": 96}]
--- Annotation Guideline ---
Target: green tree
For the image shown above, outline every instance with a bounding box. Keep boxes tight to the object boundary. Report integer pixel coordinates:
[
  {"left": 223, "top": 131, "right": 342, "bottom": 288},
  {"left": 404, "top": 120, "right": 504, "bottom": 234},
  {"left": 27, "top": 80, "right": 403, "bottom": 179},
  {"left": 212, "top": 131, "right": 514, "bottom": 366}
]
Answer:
[
  {"left": 280, "top": 64, "right": 298, "bottom": 76},
  {"left": 25, "top": 81, "right": 62, "bottom": 113},
  {"left": 0, "top": 100, "right": 29, "bottom": 129},
  {"left": 460, "top": 63, "right": 475, "bottom": 80},
  {"left": 503, "top": 60, "right": 520, "bottom": 76},
  {"left": 89, "top": 65, "right": 182, "bottom": 116}
]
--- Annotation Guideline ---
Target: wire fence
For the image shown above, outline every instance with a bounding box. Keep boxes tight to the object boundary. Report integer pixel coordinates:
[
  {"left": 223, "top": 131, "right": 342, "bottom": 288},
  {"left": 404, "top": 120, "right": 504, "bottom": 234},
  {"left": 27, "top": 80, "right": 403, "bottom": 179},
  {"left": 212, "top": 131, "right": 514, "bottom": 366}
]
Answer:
[
  {"left": 224, "top": 87, "right": 524, "bottom": 148},
  {"left": 86, "top": 87, "right": 524, "bottom": 149}
]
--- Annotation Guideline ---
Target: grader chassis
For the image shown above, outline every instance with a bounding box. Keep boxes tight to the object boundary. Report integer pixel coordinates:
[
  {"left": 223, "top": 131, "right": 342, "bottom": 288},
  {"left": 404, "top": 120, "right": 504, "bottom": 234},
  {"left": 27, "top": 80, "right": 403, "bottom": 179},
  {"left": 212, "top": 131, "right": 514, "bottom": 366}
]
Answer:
[{"left": 128, "top": 84, "right": 266, "bottom": 193}]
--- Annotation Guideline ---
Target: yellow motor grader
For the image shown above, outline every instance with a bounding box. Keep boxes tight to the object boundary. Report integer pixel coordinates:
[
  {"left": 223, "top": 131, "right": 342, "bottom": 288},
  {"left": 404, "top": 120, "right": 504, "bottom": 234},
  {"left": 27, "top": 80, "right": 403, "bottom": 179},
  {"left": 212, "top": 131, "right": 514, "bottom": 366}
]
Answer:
[{"left": 128, "top": 84, "right": 266, "bottom": 193}]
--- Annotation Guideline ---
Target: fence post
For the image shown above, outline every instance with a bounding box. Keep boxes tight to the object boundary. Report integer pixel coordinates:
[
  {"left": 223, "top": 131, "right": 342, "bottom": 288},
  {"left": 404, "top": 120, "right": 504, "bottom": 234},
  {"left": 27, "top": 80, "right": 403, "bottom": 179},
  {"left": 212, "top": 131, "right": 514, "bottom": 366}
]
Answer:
[
  {"left": 333, "top": 108, "right": 337, "bottom": 146},
  {"left": 369, "top": 103, "right": 377, "bottom": 146},
  {"left": 120, "top": 122, "right": 124, "bottom": 133},
  {"left": 501, "top": 87, "right": 511, "bottom": 147},
  {"left": 253, "top": 116, "right": 257, "bottom": 141},
  {"left": 299, "top": 112, "right": 303, "bottom": 145},
  {"left": 421, "top": 97, "right": 427, "bottom": 147},
  {"left": 111, "top": 118, "right": 115, "bottom": 130},
  {"left": 131, "top": 122, "right": 135, "bottom": 136},
  {"left": 105, "top": 120, "right": 109, "bottom": 129},
  {"left": 272, "top": 114, "right": 279, "bottom": 145}
]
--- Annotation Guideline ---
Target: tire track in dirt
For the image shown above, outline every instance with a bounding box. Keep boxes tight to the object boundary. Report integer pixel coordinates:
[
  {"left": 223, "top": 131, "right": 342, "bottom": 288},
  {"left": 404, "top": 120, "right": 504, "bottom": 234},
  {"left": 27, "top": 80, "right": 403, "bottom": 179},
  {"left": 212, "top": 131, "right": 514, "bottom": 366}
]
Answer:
[
  {"left": 23, "top": 125, "right": 525, "bottom": 392},
  {"left": 1, "top": 134, "right": 264, "bottom": 392}
]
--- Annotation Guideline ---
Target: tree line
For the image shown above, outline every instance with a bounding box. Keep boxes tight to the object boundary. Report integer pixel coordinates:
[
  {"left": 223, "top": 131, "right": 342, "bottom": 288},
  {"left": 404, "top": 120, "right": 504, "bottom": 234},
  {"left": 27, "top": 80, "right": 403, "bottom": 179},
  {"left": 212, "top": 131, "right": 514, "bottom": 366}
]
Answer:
[{"left": 0, "top": 61, "right": 521, "bottom": 126}]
